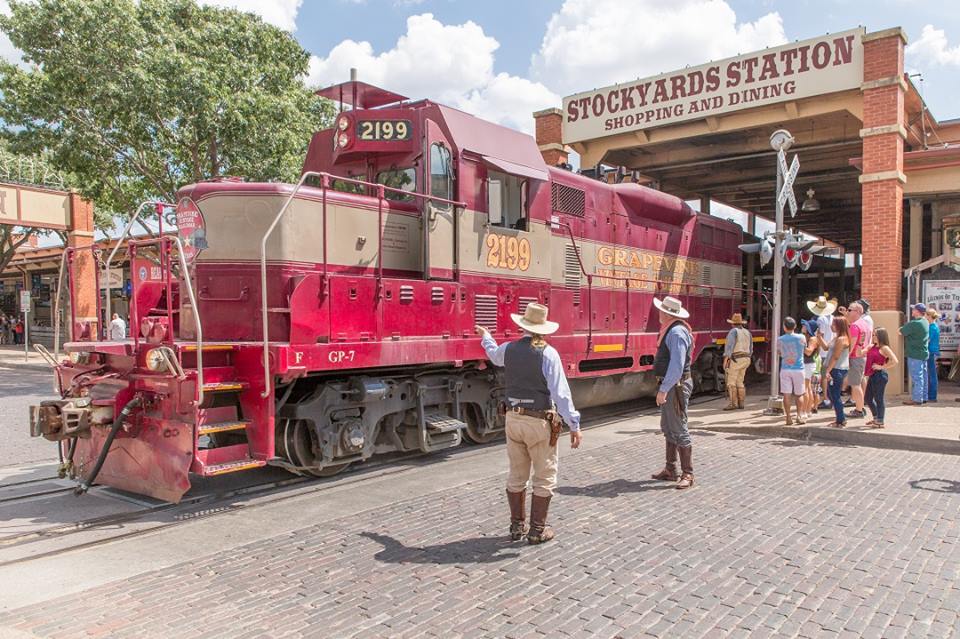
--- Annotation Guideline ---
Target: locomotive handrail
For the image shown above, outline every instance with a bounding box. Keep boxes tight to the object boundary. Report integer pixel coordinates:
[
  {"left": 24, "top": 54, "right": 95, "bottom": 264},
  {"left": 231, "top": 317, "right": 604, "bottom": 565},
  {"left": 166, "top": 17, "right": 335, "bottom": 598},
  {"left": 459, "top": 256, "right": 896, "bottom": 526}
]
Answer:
[
  {"left": 128, "top": 235, "right": 204, "bottom": 406},
  {"left": 258, "top": 171, "right": 467, "bottom": 399},
  {"left": 104, "top": 200, "right": 173, "bottom": 332},
  {"left": 53, "top": 249, "right": 69, "bottom": 359}
]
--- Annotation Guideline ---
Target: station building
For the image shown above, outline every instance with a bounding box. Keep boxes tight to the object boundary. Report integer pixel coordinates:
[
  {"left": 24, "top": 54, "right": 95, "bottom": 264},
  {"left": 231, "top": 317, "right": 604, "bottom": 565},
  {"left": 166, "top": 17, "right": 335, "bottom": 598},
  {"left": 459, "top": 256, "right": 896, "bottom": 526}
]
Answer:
[{"left": 534, "top": 27, "right": 960, "bottom": 388}]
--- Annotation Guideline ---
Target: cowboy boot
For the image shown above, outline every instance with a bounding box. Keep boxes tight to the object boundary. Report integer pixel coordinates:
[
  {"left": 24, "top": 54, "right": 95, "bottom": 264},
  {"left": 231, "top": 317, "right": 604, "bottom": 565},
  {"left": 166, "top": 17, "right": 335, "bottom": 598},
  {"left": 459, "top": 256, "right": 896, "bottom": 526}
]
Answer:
[
  {"left": 527, "top": 494, "right": 555, "bottom": 545},
  {"left": 506, "top": 489, "right": 528, "bottom": 541},
  {"left": 676, "top": 446, "right": 695, "bottom": 490},
  {"left": 651, "top": 441, "right": 679, "bottom": 481},
  {"left": 737, "top": 387, "right": 746, "bottom": 409},
  {"left": 722, "top": 386, "right": 738, "bottom": 411}
]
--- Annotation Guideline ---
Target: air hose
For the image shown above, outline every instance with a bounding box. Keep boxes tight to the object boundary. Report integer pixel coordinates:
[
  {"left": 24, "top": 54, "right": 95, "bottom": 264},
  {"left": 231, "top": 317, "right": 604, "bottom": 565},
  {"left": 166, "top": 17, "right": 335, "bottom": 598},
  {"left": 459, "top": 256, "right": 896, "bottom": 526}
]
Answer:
[{"left": 75, "top": 396, "right": 143, "bottom": 496}]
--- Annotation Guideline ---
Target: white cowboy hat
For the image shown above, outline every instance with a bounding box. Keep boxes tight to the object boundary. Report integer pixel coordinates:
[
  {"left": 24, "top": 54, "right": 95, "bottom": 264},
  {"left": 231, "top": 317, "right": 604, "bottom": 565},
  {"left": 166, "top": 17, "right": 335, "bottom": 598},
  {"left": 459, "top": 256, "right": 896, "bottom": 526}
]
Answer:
[
  {"left": 653, "top": 296, "right": 690, "bottom": 319},
  {"left": 806, "top": 294, "right": 838, "bottom": 317},
  {"left": 510, "top": 302, "right": 559, "bottom": 335}
]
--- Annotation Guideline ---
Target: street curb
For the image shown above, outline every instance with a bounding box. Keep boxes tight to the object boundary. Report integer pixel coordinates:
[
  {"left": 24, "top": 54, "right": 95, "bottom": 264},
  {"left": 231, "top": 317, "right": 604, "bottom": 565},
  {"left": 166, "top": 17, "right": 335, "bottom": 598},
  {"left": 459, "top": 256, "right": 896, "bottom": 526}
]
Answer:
[{"left": 699, "top": 424, "right": 960, "bottom": 456}]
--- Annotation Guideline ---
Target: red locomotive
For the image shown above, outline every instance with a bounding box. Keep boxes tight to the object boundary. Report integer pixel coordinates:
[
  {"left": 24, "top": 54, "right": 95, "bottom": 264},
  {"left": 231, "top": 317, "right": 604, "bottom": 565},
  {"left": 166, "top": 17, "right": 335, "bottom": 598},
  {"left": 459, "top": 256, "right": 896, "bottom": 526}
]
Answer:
[{"left": 29, "top": 80, "right": 766, "bottom": 502}]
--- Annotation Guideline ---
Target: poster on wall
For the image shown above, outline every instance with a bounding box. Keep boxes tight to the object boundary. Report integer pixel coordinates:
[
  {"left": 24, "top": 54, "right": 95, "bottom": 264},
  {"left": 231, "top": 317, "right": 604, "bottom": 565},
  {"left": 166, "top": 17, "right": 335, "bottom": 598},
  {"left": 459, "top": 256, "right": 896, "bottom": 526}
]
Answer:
[{"left": 924, "top": 280, "right": 960, "bottom": 354}]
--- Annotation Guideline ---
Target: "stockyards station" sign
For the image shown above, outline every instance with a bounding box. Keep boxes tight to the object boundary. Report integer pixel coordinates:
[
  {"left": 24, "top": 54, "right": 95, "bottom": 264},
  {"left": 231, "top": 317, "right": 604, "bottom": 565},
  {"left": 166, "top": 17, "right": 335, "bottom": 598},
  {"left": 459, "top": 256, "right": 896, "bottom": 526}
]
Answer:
[{"left": 562, "top": 28, "right": 865, "bottom": 144}]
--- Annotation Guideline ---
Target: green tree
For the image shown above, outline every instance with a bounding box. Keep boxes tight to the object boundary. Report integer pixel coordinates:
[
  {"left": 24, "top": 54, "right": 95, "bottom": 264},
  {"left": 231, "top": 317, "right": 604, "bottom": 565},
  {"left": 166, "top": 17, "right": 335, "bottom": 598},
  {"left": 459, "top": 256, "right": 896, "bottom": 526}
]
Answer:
[{"left": 0, "top": 0, "right": 333, "bottom": 221}]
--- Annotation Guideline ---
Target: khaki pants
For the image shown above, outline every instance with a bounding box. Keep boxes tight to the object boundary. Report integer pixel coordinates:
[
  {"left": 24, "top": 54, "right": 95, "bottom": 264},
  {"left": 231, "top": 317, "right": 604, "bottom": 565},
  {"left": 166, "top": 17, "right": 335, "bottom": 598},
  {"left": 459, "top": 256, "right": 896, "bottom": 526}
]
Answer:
[
  {"left": 505, "top": 412, "right": 558, "bottom": 498},
  {"left": 726, "top": 356, "right": 750, "bottom": 390}
]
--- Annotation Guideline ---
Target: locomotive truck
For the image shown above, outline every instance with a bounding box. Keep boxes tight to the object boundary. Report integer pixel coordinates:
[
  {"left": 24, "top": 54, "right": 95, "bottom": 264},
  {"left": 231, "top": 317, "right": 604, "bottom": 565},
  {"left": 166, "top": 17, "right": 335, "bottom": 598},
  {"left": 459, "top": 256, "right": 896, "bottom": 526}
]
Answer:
[{"left": 29, "top": 79, "right": 767, "bottom": 502}]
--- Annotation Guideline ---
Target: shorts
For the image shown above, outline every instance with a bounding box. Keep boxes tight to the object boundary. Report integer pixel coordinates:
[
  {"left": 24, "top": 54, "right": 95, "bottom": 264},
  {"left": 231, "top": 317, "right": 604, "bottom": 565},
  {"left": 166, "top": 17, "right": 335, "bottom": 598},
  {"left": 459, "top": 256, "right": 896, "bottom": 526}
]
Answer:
[
  {"left": 803, "top": 362, "right": 816, "bottom": 380},
  {"left": 847, "top": 357, "right": 866, "bottom": 386},
  {"left": 780, "top": 369, "right": 806, "bottom": 396}
]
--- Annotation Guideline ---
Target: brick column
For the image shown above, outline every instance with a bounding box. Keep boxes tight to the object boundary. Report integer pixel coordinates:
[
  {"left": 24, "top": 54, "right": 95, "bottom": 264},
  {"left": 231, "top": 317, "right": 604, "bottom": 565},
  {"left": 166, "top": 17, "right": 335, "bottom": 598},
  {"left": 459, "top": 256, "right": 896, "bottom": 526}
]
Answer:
[
  {"left": 67, "top": 192, "right": 99, "bottom": 340},
  {"left": 533, "top": 108, "right": 569, "bottom": 166},
  {"left": 859, "top": 28, "right": 908, "bottom": 312}
]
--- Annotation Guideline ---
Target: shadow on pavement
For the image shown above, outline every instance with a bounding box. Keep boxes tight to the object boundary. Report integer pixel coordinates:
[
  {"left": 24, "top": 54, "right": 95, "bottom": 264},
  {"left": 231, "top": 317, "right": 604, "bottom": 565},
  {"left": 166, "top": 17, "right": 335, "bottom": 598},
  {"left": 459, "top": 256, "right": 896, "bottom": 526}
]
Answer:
[
  {"left": 360, "top": 531, "right": 520, "bottom": 564},
  {"left": 908, "top": 478, "right": 960, "bottom": 494},
  {"left": 722, "top": 434, "right": 855, "bottom": 448},
  {"left": 556, "top": 478, "right": 676, "bottom": 498}
]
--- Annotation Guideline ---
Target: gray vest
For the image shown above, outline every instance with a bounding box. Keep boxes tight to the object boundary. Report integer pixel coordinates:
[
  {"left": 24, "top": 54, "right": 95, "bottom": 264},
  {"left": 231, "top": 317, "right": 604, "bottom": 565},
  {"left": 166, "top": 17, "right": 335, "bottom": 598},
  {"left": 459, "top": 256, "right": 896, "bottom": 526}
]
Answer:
[
  {"left": 653, "top": 321, "right": 692, "bottom": 379},
  {"left": 504, "top": 337, "right": 552, "bottom": 410}
]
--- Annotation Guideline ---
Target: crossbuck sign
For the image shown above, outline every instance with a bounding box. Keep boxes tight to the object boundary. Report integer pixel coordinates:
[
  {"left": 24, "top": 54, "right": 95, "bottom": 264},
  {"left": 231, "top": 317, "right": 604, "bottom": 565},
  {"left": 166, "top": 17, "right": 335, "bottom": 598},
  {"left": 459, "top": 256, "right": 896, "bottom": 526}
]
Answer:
[{"left": 777, "top": 149, "right": 800, "bottom": 217}]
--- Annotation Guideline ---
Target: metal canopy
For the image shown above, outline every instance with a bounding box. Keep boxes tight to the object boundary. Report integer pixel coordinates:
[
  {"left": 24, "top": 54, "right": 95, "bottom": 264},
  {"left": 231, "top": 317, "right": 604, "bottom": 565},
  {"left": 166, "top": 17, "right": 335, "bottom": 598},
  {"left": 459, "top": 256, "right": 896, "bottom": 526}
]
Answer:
[
  {"left": 603, "top": 112, "right": 866, "bottom": 251},
  {"left": 315, "top": 81, "right": 408, "bottom": 109}
]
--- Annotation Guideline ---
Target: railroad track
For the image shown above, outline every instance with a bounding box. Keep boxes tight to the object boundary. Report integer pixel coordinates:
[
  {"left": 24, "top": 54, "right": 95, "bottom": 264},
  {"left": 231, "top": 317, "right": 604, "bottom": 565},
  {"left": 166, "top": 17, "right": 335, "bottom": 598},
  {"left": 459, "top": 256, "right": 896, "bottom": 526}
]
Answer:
[{"left": 0, "top": 392, "right": 725, "bottom": 567}]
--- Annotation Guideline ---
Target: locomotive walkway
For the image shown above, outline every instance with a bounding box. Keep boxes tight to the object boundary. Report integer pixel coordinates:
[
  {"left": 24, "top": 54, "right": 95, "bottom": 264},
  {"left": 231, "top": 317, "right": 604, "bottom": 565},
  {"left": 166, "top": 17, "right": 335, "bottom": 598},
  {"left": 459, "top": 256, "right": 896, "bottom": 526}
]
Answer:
[{"left": 2, "top": 400, "right": 960, "bottom": 637}]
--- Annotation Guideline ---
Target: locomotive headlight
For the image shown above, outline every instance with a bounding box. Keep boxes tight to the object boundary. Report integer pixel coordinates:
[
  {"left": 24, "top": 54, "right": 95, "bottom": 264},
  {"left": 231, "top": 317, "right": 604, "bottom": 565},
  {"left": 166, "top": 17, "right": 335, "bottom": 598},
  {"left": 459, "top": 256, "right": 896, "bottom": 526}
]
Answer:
[
  {"left": 337, "top": 116, "right": 349, "bottom": 131},
  {"left": 337, "top": 132, "right": 350, "bottom": 148},
  {"left": 144, "top": 348, "right": 167, "bottom": 372}
]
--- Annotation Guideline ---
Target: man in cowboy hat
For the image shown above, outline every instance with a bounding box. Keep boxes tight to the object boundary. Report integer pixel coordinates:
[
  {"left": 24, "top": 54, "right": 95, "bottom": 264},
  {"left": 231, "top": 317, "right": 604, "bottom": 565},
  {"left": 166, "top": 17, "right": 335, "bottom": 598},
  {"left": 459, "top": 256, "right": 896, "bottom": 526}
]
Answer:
[
  {"left": 650, "top": 296, "right": 696, "bottom": 489},
  {"left": 807, "top": 294, "right": 837, "bottom": 407},
  {"left": 475, "top": 303, "right": 581, "bottom": 545},
  {"left": 722, "top": 311, "right": 753, "bottom": 410}
]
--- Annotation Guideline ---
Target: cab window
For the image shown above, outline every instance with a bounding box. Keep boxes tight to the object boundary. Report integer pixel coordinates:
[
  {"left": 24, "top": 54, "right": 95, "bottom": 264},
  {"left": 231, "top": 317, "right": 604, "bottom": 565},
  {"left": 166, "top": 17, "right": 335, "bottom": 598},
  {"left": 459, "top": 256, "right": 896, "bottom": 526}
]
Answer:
[
  {"left": 487, "top": 171, "right": 527, "bottom": 230},
  {"left": 429, "top": 143, "right": 453, "bottom": 208},
  {"left": 376, "top": 167, "right": 416, "bottom": 202}
]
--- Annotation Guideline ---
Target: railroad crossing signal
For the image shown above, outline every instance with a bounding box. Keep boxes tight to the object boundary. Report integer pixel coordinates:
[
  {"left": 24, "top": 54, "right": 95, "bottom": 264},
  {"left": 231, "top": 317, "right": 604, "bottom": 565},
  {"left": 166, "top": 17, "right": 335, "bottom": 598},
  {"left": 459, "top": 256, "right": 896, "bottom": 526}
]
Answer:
[{"left": 777, "top": 149, "right": 800, "bottom": 217}]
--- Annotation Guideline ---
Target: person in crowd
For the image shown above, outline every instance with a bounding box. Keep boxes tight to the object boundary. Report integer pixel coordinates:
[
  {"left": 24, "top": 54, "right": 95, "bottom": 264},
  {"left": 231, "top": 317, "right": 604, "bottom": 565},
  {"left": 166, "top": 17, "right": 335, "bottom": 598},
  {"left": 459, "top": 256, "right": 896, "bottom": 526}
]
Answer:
[
  {"left": 109, "top": 313, "right": 127, "bottom": 341},
  {"left": 819, "top": 315, "right": 851, "bottom": 428},
  {"left": 778, "top": 317, "right": 807, "bottom": 425},
  {"left": 722, "top": 312, "right": 752, "bottom": 411},
  {"left": 0, "top": 315, "right": 8, "bottom": 345},
  {"left": 476, "top": 303, "right": 581, "bottom": 545},
  {"left": 899, "top": 304, "right": 930, "bottom": 406},
  {"left": 865, "top": 327, "right": 899, "bottom": 428},
  {"left": 844, "top": 302, "right": 870, "bottom": 419},
  {"left": 649, "top": 296, "right": 696, "bottom": 490},
  {"left": 13, "top": 318, "right": 24, "bottom": 345},
  {"left": 801, "top": 319, "right": 821, "bottom": 417},
  {"left": 926, "top": 308, "right": 940, "bottom": 403},
  {"left": 806, "top": 295, "right": 837, "bottom": 408}
]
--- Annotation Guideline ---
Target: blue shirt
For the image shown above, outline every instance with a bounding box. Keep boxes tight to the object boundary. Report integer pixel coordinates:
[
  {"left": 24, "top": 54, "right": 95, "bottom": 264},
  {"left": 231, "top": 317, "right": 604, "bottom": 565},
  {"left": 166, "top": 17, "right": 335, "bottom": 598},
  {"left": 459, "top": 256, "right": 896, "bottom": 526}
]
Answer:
[
  {"left": 929, "top": 322, "right": 941, "bottom": 355},
  {"left": 779, "top": 332, "right": 806, "bottom": 371},
  {"left": 660, "top": 324, "right": 692, "bottom": 394},
  {"left": 481, "top": 333, "right": 581, "bottom": 431}
]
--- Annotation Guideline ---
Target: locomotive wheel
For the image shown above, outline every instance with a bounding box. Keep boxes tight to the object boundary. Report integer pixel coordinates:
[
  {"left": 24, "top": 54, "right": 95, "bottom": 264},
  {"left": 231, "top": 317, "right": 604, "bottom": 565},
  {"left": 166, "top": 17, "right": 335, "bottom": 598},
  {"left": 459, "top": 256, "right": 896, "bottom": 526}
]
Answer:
[
  {"left": 464, "top": 405, "right": 502, "bottom": 444},
  {"left": 281, "top": 418, "right": 351, "bottom": 477}
]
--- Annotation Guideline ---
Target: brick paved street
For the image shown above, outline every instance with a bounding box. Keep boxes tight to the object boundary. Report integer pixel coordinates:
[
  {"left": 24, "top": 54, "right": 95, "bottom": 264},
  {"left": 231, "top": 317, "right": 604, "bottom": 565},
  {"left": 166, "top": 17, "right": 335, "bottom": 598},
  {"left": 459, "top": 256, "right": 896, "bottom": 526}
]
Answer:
[
  {"left": 0, "top": 354, "right": 58, "bottom": 468},
  {"left": 2, "top": 427, "right": 959, "bottom": 639}
]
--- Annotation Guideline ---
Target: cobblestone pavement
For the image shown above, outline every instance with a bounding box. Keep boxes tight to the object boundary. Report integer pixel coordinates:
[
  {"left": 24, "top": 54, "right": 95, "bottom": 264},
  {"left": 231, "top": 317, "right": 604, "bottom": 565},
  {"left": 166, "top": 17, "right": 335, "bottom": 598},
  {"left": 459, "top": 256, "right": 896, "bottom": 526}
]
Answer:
[
  {"left": 2, "top": 431, "right": 960, "bottom": 638},
  {"left": 0, "top": 361, "right": 57, "bottom": 468}
]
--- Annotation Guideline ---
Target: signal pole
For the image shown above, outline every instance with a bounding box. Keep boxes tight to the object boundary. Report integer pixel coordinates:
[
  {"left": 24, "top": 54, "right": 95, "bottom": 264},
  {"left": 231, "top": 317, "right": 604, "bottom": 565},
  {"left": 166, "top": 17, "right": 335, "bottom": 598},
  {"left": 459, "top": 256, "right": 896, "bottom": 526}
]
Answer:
[{"left": 764, "top": 129, "right": 798, "bottom": 415}]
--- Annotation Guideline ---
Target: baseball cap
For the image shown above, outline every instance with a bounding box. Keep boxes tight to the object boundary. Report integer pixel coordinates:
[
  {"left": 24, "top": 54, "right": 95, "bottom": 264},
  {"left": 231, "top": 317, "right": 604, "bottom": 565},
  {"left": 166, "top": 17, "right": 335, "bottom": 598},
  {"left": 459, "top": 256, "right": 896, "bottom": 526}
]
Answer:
[{"left": 913, "top": 303, "right": 927, "bottom": 313}]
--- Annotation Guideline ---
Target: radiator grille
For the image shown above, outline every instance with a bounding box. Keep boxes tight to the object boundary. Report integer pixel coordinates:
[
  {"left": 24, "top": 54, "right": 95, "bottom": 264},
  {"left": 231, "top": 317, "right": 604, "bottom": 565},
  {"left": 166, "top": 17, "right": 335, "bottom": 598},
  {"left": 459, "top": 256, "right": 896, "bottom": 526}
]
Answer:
[
  {"left": 552, "top": 183, "right": 585, "bottom": 217},
  {"left": 475, "top": 294, "right": 498, "bottom": 328},
  {"left": 564, "top": 244, "right": 582, "bottom": 306}
]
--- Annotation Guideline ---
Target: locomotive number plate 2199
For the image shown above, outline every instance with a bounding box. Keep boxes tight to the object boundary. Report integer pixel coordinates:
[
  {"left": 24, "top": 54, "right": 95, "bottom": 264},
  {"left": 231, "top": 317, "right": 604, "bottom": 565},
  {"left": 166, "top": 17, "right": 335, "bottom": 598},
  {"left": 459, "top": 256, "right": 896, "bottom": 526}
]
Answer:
[
  {"left": 357, "top": 120, "right": 411, "bottom": 141},
  {"left": 485, "top": 234, "right": 531, "bottom": 271}
]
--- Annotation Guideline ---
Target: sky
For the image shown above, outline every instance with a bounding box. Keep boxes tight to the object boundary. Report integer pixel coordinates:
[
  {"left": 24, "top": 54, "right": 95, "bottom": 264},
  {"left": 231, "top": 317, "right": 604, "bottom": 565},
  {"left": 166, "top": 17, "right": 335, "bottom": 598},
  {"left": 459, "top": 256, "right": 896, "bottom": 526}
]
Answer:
[
  {"left": 5, "top": 0, "right": 960, "bottom": 247},
  {"left": 202, "top": 0, "right": 960, "bottom": 134}
]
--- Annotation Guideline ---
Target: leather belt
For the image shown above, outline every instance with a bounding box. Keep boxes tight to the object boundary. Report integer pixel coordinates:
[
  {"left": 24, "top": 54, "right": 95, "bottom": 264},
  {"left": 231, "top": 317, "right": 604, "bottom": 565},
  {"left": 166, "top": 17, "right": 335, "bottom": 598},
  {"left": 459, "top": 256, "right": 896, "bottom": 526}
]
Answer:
[
  {"left": 509, "top": 407, "right": 550, "bottom": 420},
  {"left": 656, "top": 372, "right": 692, "bottom": 384}
]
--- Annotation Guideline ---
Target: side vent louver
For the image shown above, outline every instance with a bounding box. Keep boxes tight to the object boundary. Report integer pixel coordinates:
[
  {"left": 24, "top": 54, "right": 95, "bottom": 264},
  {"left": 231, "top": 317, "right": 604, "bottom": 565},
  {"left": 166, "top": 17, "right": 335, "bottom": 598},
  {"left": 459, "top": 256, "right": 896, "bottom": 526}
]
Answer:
[
  {"left": 399, "top": 285, "right": 414, "bottom": 303},
  {"left": 552, "top": 183, "right": 585, "bottom": 217},
  {"left": 475, "top": 294, "right": 498, "bottom": 328},
  {"left": 564, "top": 244, "right": 582, "bottom": 306}
]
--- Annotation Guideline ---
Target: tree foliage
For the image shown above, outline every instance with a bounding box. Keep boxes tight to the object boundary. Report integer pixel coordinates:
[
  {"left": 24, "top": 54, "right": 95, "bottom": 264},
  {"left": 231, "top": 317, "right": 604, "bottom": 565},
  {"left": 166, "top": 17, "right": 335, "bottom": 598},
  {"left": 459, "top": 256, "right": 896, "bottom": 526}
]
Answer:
[{"left": 0, "top": 0, "right": 333, "bottom": 222}]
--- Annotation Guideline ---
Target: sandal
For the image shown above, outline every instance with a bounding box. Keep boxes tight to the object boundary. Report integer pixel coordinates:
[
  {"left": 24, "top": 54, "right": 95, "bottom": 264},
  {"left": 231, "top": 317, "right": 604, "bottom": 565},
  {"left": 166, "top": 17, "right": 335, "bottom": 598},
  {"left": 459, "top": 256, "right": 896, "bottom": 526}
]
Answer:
[
  {"left": 829, "top": 422, "right": 846, "bottom": 428},
  {"left": 872, "top": 422, "right": 885, "bottom": 429},
  {"left": 865, "top": 420, "right": 876, "bottom": 426}
]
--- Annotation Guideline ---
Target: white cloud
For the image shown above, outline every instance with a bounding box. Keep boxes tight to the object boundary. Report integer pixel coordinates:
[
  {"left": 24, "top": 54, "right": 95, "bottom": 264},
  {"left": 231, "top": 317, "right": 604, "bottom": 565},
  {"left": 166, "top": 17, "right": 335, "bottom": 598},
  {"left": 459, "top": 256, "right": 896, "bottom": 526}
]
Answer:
[
  {"left": 530, "top": 0, "right": 787, "bottom": 96},
  {"left": 0, "top": 0, "right": 22, "bottom": 65},
  {"left": 200, "top": 0, "right": 303, "bottom": 31},
  {"left": 308, "top": 13, "right": 557, "bottom": 133},
  {"left": 906, "top": 24, "right": 960, "bottom": 67}
]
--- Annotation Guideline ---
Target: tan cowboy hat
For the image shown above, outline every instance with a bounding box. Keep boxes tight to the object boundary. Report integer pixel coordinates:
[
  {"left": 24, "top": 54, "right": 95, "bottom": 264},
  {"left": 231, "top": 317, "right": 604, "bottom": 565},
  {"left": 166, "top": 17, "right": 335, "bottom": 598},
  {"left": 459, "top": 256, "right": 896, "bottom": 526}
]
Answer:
[
  {"left": 653, "top": 296, "right": 690, "bottom": 319},
  {"left": 806, "top": 294, "right": 838, "bottom": 317},
  {"left": 510, "top": 302, "right": 559, "bottom": 335},
  {"left": 726, "top": 312, "right": 747, "bottom": 326}
]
